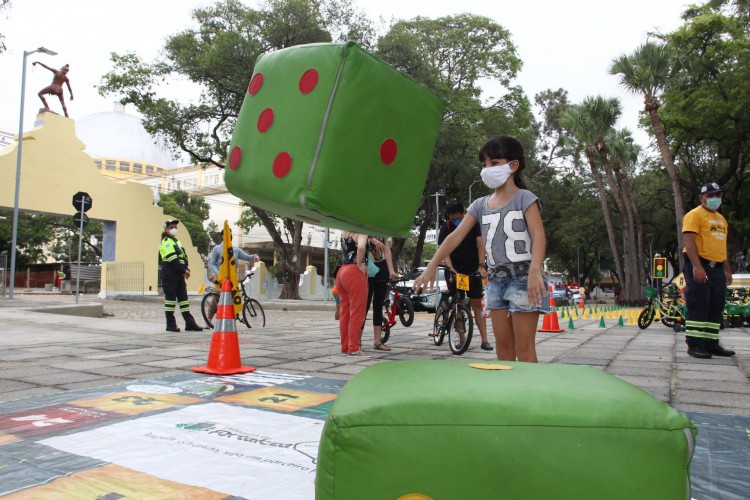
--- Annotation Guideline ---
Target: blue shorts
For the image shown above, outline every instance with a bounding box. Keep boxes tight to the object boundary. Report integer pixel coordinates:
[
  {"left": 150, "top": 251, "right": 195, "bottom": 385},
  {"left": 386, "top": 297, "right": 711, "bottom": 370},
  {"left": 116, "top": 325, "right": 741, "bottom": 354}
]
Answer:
[{"left": 486, "top": 275, "right": 550, "bottom": 314}]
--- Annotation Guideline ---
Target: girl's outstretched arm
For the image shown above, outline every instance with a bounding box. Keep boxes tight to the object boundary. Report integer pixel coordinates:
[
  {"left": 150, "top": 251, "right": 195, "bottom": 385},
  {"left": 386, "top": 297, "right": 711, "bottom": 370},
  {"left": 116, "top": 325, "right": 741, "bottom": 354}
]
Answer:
[{"left": 413, "top": 213, "right": 478, "bottom": 292}]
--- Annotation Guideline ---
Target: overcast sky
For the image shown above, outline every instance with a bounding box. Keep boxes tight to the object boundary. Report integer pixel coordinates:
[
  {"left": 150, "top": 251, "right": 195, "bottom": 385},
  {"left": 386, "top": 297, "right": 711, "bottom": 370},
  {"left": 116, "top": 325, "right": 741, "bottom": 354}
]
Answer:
[{"left": 0, "top": 0, "right": 690, "bottom": 151}]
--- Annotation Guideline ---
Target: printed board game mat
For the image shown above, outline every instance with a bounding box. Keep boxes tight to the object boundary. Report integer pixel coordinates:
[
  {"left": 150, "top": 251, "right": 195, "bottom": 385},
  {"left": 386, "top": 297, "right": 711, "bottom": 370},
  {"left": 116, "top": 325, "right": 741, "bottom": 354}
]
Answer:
[
  {"left": 225, "top": 41, "right": 447, "bottom": 237},
  {"left": 316, "top": 360, "right": 697, "bottom": 500},
  {"left": 0, "top": 371, "right": 345, "bottom": 499}
]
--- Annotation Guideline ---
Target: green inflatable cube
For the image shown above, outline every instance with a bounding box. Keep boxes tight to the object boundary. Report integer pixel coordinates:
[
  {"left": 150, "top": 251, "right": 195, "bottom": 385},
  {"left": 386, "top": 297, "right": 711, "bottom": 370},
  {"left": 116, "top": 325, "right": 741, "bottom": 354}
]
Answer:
[
  {"left": 317, "top": 360, "right": 696, "bottom": 499},
  {"left": 225, "top": 42, "right": 446, "bottom": 237}
]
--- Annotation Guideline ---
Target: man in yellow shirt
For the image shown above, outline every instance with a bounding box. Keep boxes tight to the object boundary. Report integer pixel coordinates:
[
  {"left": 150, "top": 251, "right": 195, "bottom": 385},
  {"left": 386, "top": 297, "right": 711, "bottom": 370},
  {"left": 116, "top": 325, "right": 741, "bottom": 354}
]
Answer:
[{"left": 682, "top": 183, "right": 735, "bottom": 359}]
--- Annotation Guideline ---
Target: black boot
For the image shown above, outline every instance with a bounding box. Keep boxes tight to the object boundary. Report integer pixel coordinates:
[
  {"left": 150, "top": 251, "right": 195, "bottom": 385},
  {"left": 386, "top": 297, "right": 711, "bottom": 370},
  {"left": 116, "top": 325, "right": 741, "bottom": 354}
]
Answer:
[
  {"left": 183, "top": 312, "right": 205, "bottom": 331},
  {"left": 165, "top": 312, "right": 180, "bottom": 332},
  {"left": 705, "top": 339, "right": 735, "bottom": 357},
  {"left": 686, "top": 337, "right": 712, "bottom": 359}
]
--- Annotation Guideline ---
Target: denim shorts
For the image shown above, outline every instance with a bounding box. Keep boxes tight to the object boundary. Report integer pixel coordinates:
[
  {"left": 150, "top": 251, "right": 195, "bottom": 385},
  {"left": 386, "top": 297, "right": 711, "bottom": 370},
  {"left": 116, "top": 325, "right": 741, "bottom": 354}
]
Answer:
[{"left": 486, "top": 275, "right": 550, "bottom": 314}]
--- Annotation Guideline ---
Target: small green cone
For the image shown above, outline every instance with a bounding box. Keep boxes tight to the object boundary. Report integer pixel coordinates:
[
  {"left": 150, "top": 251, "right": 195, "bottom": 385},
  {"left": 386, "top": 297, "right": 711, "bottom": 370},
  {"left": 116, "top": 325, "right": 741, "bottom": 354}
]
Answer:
[
  {"left": 567, "top": 317, "right": 575, "bottom": 330},
  {"left": 599, "top": 316, "right": 606, "bottom": 328},
  {"left": 617, "top": 315, "right": 624, "bottom": 327}
]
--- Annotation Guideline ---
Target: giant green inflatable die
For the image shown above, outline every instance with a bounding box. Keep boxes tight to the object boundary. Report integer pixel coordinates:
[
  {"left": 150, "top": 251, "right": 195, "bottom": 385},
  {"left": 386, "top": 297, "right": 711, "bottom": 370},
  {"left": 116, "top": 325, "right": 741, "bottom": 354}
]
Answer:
[
  {"left": 225, "top": 42, "right": 446, "bottom": 237},
  {"left": 316, "top": 361, "right": 696, "bottom": 499}
]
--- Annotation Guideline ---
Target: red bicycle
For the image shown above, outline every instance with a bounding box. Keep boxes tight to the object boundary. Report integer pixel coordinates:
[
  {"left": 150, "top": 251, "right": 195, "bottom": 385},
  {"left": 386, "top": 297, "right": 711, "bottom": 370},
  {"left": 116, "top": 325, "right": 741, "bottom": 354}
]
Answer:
[{"left": 380, "top": 280, "right": 415, "bottom": 344}]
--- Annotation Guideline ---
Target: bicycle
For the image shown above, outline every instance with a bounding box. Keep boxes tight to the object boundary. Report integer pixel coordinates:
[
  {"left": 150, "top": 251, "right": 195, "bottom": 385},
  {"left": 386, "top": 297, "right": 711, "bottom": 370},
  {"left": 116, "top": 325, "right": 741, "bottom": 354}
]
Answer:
[
  {"left": 432, "top": 267, "right": 477, "bottom": 355},
  {"left": 637, "top": 282, "right": 685, "bottom": 331},
  {"left": 379, "top": 280, "right": 415, "bottom": 344},
  {"left": 201, "top": 272, "right": 266, "bottom": 330}
]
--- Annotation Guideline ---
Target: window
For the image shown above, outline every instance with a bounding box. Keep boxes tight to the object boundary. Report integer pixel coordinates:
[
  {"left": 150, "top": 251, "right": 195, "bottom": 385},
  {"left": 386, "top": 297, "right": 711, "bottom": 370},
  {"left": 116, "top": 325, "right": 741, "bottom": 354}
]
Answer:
[
  {"left": 94, "top": 160, "right": 102, "bottom": 170},
  {"left": 105, "top": 160, "right": 116, "bottom": 171},
  {"left": 146, "top": 165, "right": 154, "bottom": 174},
  {"left": 120, "top": 161, "right": 130, "bottom": 172},
  {"left": 133, "top": 163, "right": 143, "bottom": 174}
]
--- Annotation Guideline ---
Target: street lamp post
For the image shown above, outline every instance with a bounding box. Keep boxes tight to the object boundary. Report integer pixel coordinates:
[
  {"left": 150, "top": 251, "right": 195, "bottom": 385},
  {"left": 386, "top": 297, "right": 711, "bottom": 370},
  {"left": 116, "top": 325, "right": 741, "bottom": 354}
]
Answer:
[
  {"left": 468, "top": 180, "right": 481, "bottom": 205},
  {"left": 8, "top": 46, "right": 57, "bottom": 299},
  {"left": 432, "top": 190, "right": 444, "bottom": 248},
  {"left": 646, "top": 233, "right": 654, "bottom": 287},
  {"left": 576, "top": 245, "right": 581, "bottom": 286}
]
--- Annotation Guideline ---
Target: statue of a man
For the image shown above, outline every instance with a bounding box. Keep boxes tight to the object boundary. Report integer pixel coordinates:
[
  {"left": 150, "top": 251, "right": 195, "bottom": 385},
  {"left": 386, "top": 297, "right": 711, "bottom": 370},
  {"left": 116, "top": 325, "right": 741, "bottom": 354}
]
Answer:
[
  {"left": 736, "top": 251, "right": 747, "bottom": 273},
  {"left": 33, "top": 62, "right": 74, "bottom": 117}
]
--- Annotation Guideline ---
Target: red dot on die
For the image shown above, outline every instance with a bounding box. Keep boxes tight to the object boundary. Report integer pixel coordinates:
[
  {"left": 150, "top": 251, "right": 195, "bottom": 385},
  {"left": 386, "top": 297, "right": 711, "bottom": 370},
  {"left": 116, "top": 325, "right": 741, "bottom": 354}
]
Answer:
[
  {"left": 229, "top": 146, "right": 242, "bottom": 171},
  {"left": 257, "top": 108, "right": 274, "bottom": 132},
  {"left": 248, "top": 73, "right": 264, "bottom": 95},
  {"left": 273, "top": 152, "right": 292, "bottom": 178},
  {"left": 299, "top": 69, "right": 319, "bottom": 94},
  {"left": 380, "top": 139, "right": 398, "bottom": 165}
]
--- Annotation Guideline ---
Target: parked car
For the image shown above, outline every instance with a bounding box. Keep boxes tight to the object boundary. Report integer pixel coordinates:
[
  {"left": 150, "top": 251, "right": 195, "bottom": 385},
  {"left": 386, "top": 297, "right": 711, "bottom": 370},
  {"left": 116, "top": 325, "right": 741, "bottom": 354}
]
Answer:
[
  {"left": 398, "top": 266, "right": 448, "bottom": 312},
  {"left": 552, "top": 284, "right": 573, "bottom": 306}
]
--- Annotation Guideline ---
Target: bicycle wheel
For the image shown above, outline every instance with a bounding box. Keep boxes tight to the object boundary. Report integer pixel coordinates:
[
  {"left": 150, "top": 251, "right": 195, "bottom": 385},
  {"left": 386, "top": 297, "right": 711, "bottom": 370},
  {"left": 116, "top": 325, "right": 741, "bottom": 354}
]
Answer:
[
  {"left": 380, "top": 300, "right": 392, "bottom": 344},
  {"left": 448, "top": 304, "right": 473, "bottom": 355},
  {"left": 398, "top": 296, "right": 415, "bottom": 327},
  {"left": 432, "top": 301, "right": 448, "bottom": 346},
  {"left": 637, "top": 307, "right": 655, "bottom": 329},
  {"left": 242, "top": 298, "right": 266, "bottom": 328},
  {"left": 661, "top": 314, "right": 675, "bottom": 328},
  {"left": 201, "top": 292, "right": 218, "bottom": 329}
]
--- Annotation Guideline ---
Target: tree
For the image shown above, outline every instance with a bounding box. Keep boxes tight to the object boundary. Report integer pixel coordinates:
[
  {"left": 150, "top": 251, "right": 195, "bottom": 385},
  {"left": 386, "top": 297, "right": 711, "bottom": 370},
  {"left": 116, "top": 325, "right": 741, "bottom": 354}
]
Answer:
[
  {"left": 99, "top": 0, "right": 374, "bottom": 299},
  {"left": 0, "top": 209, "right": 103, "bottom": 266},
  {"left": 560, "top": 100, "right": 627, "bottom": 298},
  {"left": 610, "top": 42, "right": 687, "bottom": 259},
  {"left": 376, "top": 13, "right": 525, "bottom": 267},
  {"left": 157, "top": 191, "right": 211, "bottom": 255},
  {"left": 659, "top": 6, "right": 750, "bottom": 254},
  {"left": 0, "top": 0, "right": 10, "bottom": 54}
]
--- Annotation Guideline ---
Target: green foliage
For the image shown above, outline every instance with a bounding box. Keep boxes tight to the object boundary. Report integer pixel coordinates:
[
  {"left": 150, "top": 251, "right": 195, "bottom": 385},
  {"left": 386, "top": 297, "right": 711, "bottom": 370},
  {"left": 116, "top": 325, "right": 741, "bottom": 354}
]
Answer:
[
  {"left": 0, "top": 210, "right": 102, "bottom": 265},
  {"left": 98, "top": 0, "right": 373, "bottom": 168},
  {"left": 660, "top": 5, "right": 750, "bottom": 252},
  {"left": 376, "top": 13, "right": 532, "bottom": 266},
  {"left": 157, "top": 191, "right": 211, "bottom": 255},
  {"left": 610, "top": 42, "right": 674, "bottom": 100},
  {"left": 0, "top": 0, "right": 10, "bottom": 53}
]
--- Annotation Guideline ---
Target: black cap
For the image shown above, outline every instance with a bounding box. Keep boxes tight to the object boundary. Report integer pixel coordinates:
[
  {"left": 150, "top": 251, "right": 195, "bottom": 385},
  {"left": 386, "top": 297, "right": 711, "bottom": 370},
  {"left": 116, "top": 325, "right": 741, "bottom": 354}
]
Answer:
[
  {"left": 699, "top": 182, "right": 723, "bottom": 195},
  {"left": 164, "top": 219, "right": 180, "bottom": 229}
]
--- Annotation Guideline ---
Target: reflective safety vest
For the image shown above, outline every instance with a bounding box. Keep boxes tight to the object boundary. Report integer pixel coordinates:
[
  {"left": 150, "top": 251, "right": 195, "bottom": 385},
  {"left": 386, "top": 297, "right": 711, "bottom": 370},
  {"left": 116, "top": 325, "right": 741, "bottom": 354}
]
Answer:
[{"left": 160, "top": 236, "right": 189, "bottom": 280}]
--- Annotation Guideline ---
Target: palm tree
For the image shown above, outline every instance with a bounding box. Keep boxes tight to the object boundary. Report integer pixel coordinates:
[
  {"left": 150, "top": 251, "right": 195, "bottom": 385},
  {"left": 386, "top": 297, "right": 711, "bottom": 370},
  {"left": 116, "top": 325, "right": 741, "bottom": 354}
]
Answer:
[
  {"left": 561, "top": 103, "right": 626, "bottom": 297},
  {"left": 608, "top": 128, "right": 646, "bottom": 291},
  {"left": 610, "top": 42, "right": 686, "bottom": 264},
  {"left": 579, "top": 97, "right": 641, "bottom": 302}
]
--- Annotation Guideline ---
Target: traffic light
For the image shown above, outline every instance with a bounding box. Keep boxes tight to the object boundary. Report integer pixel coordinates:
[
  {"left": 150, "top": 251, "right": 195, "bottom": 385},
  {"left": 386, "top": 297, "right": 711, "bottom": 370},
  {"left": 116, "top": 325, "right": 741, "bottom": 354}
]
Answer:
[{"left": 652, "top": 257, "right": 667, "bottom": 279}]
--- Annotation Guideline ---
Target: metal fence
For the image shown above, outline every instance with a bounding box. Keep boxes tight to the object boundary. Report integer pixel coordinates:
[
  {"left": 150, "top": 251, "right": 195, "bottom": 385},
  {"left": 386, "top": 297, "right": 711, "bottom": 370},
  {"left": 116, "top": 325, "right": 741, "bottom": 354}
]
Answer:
[{"left": 105, "top": 261, "right": 144, "bottom": 297}]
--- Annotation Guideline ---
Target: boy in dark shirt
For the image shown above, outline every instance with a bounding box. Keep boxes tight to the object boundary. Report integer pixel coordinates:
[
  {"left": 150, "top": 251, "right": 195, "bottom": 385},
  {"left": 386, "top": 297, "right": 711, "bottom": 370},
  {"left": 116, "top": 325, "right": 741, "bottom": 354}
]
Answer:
[{"left": 437, "top": 201, "right": 492, "bottom": 350}]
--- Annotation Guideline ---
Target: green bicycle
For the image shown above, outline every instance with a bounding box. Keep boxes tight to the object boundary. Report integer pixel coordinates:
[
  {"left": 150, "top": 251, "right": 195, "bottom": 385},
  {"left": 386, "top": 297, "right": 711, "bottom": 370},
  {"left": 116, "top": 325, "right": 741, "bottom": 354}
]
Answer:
[{"left": 638, "top": 283, "right": 685, "bottom": 331}]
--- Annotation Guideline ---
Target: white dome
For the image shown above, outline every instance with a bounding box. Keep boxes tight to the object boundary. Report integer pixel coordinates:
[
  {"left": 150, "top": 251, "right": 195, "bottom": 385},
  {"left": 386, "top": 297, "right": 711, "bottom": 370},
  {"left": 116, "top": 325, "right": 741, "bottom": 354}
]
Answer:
[{"left": 76, "top": 110, "right": 180, "bottom": 168}]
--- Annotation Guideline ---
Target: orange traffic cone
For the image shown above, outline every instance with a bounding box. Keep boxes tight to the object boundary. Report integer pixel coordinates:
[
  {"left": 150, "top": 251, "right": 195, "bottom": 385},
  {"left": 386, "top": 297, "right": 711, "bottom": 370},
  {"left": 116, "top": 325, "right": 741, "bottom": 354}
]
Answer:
[
  {"left": 538, "top": 284, "right": 565, "bottom": 333},
  {"left": 193, "top": 279, "right": 255, "bottom": 375}
]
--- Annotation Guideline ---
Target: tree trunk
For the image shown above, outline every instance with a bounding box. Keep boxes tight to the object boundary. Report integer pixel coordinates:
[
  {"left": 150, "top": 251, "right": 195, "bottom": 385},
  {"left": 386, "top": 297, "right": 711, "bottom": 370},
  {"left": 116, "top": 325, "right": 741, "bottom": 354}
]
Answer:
[
  {"left": 599, "top": 152, "right": 637, "bottom": 302},
  {"left": 587, "top": 151, "right": 625, "bottom": 295},
  {"left": 647, "top": 100, "right": 685, "bottom": 266},
  {"left": 251, "top": 207, "right": 302, "bottom": 300},
  {"left": 411, "top": 197, "right": 433, "bottom": 269},
  {"left": 391, "top": 237, "right": 406, "bottom": 273},
  {"left": 616, "top": 165, "right": 646, "bottom": 298}
]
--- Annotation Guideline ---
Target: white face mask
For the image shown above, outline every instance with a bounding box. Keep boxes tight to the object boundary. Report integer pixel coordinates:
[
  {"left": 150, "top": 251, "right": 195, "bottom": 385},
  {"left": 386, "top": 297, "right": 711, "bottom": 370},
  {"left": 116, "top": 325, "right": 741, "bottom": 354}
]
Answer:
[
  {"left": 168, "top": 228, "right": 178, "bottom": 237},
  {"left": 480, "top": 162, "right": 514, "bottom": 189}
]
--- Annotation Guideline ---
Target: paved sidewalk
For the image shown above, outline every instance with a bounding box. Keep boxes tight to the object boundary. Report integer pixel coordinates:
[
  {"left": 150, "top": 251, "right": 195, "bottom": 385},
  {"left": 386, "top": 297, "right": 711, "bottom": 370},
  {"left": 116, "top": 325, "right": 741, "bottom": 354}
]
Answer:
[{"left": 1, "top": 295, "right": 748, "bottom": 415}]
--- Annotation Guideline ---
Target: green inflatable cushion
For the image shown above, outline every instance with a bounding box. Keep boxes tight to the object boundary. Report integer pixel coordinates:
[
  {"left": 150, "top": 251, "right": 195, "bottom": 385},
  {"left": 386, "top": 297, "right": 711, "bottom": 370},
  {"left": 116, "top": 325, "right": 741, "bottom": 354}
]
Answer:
[
  {"left": 225, "top": 42, "right": 446, "bottom": 237},
  {"left": 316, "top": 360, "right": 696, "bottom": 499}
]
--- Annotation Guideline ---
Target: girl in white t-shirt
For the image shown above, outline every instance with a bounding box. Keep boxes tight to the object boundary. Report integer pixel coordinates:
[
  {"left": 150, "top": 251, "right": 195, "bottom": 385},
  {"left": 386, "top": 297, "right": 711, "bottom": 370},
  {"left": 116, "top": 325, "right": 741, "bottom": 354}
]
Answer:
[{"left": 414, "top": 136, "right": 547, "bottom": 362}]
